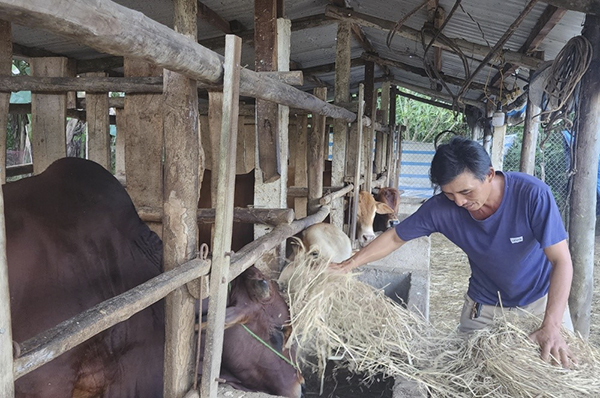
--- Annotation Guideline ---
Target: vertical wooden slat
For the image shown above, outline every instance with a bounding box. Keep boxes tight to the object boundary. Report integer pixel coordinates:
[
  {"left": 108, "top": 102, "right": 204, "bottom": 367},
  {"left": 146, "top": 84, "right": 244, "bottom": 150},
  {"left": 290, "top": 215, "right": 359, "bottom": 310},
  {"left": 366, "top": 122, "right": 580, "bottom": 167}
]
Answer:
[
  {"left": 519, "top": 98, "right": 540, "bottom": 175},
  {"left": 363, "top": 61, "right": 375, "bottom": 194},
  {"left": 200, "top": 34, "right": 242, "bottom": 398},
  {"left": 84, "top": 72, "right": 110, "bottom": 170},
  {"left": 331, "top": 21, "right": 351, "bottom": 229},
  {"left": 388, "top": 86, "right": 397, "bottom": 188},
  {"left": 569, "top": 14, "right": 600, "bottom": 338},
  {"left": 254, "top": 0, "right": 279, "bottom": 182},
  {"left": 162, "top": 0, "right": 199, "bottom": 396},
  {"left": 375, "top": 82, "right": 390, "bottom": 175},
  {"left": 0, "top": 21, "right": 10, "bottom": 184},
  {"left": 114, "top": 108, "right": 126, "bottom": 181},
  {"left": 0, "top": 148, "right": 14, "bottom": 396},
  {"left": 293, "top": 116, "right": 308, "bottom": 218},
  {"left": 349, "top": 84, "right": 364, "bottom": 245},
  {"left": 308, "top": 87, "right": 327, "bottom": 216},
  {"left": 208, "top": 91, "right": 223, "bottom": 201},
  {"left": 123, "top": 58, "right": 163, "bottom": 236},
  {"left": 30, "top": 57, "right": 67, "bottom": 175}
]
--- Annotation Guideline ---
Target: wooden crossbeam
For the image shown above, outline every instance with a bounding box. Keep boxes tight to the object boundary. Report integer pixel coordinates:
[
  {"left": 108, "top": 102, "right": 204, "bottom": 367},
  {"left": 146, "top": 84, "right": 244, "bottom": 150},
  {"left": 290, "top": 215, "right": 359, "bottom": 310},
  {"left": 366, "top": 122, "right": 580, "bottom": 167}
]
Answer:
[{"left": 325, "top": 4, "right": 544, "bottom": 70}]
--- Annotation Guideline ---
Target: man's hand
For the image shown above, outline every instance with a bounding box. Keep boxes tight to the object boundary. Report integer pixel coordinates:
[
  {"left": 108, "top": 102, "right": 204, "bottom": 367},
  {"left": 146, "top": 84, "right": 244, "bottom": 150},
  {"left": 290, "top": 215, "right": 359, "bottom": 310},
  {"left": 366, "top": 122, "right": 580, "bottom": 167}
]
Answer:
[
  {"left": 529, "top": 324, "right": 575, "bottom": 368},
  {"left": 329, "top": 258, "right": 355, "bottom": 274}
]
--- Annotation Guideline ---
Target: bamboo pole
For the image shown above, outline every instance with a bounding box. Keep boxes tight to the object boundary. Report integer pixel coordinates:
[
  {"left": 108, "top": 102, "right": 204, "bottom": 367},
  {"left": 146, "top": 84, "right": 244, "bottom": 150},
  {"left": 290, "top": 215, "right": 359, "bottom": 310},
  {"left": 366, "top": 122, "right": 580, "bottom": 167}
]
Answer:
[
  {"left": 0, "top": 0, "right": 354, "bottom": 122},
  {"left": 13, "top": 258, "right": 211, "bottom": 380},
  {"left": 200, "top": 35, "right": 242, "bottom": 398}
]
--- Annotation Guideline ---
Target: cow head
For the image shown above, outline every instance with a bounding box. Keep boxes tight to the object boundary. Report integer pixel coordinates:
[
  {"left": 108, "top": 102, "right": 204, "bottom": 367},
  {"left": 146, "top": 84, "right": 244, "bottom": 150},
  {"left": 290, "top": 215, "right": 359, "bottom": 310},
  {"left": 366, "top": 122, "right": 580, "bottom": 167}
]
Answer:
[
  {"left": 357, "top": 191, "right": 396, "bottom": 246},
  {"left": 221, "top": 266, "right": 304, "bottom": 398},
  {"left": 373, "top": 188, "right": 402, "bottom": 232}
]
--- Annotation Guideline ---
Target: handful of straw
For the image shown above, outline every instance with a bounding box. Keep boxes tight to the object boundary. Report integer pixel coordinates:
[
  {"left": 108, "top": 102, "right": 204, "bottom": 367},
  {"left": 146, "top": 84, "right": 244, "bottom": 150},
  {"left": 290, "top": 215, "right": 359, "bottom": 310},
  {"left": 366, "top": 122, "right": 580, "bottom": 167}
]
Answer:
[{"left": 284, "top": 248, "right": 600, "bottom": 397}]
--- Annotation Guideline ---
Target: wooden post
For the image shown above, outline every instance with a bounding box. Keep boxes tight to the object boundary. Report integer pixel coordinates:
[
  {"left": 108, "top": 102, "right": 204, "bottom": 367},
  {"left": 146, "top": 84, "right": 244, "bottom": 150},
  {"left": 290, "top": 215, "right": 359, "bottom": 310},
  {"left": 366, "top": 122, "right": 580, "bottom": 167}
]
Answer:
[
  {"left": 393, "top": 126, "right": 403, "bottom": 189},
  {"left": 293, "top": 116, "right": 308, "bottom": 218},
  {"left": 0, "top": 21, "right": 10, "bottom": 184},
  {"left": 491, "top": 122, "right": 506, "bottom": 171},
  {"left": 114, "top": 108, "right": 126, "bottom": 182},
  {"left": 387, "top": 85, "right": 398, "bottom": 187},
  {"left": 201, "top": 34, "right": 242, "bottom": 398},
  {"left": 0, "top": 160, "right": 14, "bottom": 396},
  {"left": 161, "top": 0, "right": 199, "bottom": 396},
  {"left": 254, "top": 0, "right": 280, "bottom": 183},
  {"left": 208, "top": 91, "right": 223, "bottom": 201},
  {"left": 254, "top": 16, "right": 290, "bottom": 273},
  {"left": 30, "top": 57, "right": 68, "bottom": 174},
  {"left": 331, "top": 21, "right": 352, "bottom": 229},
  {"left": 519, "top": 99, "right": 540, "bottom": 175},
  {"left": 569, "top": 14, "right": 600, "bottom": 338},
  {"left": 349, "top": 84, "right": 365, "bottom": 245},
  {"left": 83, "top": 72, "right": 110, "bottom": 170},
  {"left": 363, "top": 61, "right": 375, "bottom": 194},
  {"left": 375, "top": 82, "right": 390, "bottom": 175},
  {"left": 308, "top": 88, "right": 327, "bottom": 215},
  {"left": 123, "top": 58, "right": 163, "bottom": 236}
]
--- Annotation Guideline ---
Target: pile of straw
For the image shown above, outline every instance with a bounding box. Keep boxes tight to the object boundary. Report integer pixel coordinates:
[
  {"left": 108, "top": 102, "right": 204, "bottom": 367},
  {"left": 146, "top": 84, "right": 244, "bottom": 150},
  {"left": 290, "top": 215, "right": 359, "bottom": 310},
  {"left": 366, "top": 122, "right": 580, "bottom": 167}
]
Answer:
[{"left": 284, "top": 249, "right": 600, "bottom": 397}]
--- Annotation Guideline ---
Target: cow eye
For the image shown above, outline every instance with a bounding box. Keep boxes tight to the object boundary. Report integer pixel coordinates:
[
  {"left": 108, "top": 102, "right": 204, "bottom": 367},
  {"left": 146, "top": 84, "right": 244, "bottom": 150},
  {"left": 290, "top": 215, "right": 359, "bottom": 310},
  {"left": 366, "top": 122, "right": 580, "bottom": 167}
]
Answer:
[{"left": 269, "top": 326, "right": 285, "bottom": 352}]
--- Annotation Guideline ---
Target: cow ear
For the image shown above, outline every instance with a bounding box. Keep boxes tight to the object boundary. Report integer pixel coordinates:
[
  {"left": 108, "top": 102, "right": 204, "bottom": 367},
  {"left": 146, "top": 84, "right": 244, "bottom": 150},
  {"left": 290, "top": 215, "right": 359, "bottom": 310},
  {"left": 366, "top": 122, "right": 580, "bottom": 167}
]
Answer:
[
  {"left": 375, "top": 202, "right": 395, "bottom": 215},
  {"left": 224, "top": 306, "right": 249, "bottom": 328}
]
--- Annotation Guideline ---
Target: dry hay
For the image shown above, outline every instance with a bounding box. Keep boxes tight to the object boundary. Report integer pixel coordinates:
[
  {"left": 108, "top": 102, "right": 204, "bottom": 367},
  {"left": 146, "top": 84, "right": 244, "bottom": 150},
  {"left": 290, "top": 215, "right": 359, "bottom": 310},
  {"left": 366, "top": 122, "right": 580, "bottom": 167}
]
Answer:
[{"left": 284, "top": 248, "right": 600, "bottom": 398}]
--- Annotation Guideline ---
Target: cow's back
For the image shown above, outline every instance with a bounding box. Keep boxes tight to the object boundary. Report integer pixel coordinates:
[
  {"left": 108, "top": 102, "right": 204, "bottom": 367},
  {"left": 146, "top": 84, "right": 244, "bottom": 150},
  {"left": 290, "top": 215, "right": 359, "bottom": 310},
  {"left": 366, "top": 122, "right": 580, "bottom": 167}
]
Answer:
[{"left": 6, "top": 158, "right": 164, "bottom": 397}]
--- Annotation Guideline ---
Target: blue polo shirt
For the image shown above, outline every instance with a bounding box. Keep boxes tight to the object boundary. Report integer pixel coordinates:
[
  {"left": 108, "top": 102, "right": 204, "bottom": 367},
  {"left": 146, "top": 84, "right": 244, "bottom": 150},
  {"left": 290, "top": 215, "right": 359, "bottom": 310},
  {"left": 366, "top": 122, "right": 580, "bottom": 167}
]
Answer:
[{"left": 395, "top": 172, "right": 568, "bottom": 307}]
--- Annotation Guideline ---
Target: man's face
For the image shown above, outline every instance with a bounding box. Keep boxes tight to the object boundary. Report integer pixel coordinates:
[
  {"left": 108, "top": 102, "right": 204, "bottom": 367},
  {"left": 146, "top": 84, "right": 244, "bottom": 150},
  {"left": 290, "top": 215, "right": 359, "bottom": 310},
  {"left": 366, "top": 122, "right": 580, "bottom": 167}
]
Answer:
[{"left": 440, "top": 168, "right": 494, "bottom": 212}]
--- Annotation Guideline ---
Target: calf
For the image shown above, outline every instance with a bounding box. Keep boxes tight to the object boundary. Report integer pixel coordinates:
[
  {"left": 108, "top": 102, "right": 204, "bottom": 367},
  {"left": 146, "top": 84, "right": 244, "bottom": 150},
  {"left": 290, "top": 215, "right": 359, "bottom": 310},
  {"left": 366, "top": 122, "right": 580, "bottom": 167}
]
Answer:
[{"left": 278, "top": 222, "right": 352, "bottom": 287}]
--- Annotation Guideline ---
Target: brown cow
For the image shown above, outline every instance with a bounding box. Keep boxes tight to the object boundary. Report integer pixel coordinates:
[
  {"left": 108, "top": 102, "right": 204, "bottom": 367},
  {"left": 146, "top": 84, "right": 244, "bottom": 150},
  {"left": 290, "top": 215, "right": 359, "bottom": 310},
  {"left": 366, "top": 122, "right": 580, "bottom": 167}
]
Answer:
[
  {"left": 209, "top": 266, "right": 304, "bottom": 397},
  {"left": 6, "top": 158, "right": 303, "bottom": 398},
  {"left": 373, "top": 187, "right": 402, "bottom": 233}
]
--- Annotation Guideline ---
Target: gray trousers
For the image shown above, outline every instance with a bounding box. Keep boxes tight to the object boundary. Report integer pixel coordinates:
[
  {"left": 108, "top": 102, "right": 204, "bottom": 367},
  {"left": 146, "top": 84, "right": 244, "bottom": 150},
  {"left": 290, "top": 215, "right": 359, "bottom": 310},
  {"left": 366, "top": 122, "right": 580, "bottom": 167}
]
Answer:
[{"left": 458, "top": 293, "right": 574, "bottom": 333}]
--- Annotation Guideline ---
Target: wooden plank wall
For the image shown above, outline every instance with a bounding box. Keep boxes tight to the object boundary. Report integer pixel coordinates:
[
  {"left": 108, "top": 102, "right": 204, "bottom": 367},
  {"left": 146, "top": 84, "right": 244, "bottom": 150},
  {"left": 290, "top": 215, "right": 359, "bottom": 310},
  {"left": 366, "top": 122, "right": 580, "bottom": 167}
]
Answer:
[{"left": 30, "top": 57, "right": 67, "bottom": 174}]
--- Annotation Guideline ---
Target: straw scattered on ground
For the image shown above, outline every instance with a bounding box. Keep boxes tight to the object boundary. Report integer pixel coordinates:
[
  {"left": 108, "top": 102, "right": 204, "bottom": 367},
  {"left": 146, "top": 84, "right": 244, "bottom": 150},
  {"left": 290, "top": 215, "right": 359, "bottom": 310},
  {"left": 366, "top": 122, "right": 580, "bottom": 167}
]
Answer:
[{"left": 284, "top": 247, "right": 600, "bottom": 398}]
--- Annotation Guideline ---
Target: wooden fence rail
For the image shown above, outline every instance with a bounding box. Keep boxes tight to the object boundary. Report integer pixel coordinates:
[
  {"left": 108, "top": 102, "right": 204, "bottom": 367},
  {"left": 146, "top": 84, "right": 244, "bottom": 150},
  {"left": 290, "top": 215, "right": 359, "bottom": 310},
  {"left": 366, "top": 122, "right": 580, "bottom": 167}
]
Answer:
[{"left": 13, "top": 258, "right": 211, "bottom": 380}]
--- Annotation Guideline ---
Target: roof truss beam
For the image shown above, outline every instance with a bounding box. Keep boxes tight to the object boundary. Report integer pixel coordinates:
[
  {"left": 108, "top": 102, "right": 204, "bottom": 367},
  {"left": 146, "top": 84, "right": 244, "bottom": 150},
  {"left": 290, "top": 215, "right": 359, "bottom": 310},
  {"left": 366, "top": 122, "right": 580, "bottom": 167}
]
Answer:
[{"left": 325, "top": 4, "right": 543, "bottom": 70}]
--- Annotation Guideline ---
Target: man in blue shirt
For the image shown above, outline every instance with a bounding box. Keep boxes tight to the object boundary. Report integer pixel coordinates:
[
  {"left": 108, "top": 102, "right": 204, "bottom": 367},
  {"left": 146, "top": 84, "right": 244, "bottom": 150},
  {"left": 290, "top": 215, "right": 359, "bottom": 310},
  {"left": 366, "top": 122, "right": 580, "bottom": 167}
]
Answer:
[{"left": 332, "top": 137, "right": 574, "bottom": 367}]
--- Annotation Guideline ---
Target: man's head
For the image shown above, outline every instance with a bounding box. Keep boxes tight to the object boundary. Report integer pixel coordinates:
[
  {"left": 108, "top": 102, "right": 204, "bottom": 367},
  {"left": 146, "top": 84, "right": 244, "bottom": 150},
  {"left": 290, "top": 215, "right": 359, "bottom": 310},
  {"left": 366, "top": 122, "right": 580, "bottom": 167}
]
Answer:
[
  {"left": 430, "top": 137, "right": 495, "bottom": 212},
  {"left": 430, "top": 137, "right": 492, "bottom": 186}
]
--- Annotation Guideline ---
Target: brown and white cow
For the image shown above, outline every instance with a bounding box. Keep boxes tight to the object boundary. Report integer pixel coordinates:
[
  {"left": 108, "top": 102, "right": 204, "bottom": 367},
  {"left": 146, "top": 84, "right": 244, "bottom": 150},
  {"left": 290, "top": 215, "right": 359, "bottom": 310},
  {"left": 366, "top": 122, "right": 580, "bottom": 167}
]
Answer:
[
  {"left": 356, "top": 190, "right": 396, "bottom": 246},
  {"left": 373, "top": 187, "right": 402, "bottom": 233},
  {"left": 7, "top": 158, "right": 303, "bottom": 398}
]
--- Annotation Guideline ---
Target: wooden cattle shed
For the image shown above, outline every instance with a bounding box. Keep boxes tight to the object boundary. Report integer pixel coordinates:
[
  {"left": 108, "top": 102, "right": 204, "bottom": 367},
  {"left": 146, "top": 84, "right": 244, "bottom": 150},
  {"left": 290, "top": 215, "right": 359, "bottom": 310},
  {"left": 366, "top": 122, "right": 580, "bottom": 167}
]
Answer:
[{"left": 0, "top": 0, "right": 599, "bottom": 397}]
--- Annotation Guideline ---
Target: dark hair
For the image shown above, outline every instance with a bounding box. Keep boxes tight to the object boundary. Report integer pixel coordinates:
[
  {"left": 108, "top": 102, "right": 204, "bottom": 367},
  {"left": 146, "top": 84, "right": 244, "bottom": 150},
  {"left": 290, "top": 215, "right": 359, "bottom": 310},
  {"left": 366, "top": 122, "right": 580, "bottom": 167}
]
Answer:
[{"left": 430, "top": 137, "right": 492, "bottom": 186}]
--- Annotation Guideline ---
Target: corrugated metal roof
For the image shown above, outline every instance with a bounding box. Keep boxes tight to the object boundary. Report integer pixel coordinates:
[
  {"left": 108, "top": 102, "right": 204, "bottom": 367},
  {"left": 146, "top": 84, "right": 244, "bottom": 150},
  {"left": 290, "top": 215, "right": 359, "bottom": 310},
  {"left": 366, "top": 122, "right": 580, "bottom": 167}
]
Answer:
[{"left": 5, "top": 0, "right": 587, "bottom": 108}]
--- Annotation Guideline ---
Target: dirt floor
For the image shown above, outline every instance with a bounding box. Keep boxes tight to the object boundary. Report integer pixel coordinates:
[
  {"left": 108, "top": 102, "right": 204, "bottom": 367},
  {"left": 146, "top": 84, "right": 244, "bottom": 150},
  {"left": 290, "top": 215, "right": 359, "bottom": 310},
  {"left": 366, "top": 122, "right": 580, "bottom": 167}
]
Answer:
[{"left": 428, "top": 233, "right": 600, "bottom": 347}]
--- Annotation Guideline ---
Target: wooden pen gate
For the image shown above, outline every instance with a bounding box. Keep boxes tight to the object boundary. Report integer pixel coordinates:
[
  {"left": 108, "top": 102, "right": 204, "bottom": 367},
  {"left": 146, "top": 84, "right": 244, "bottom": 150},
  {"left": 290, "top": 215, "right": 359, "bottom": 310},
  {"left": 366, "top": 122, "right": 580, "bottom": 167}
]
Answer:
[{"left": 0, "top": 1, "right": 403, "bottom": 397}]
